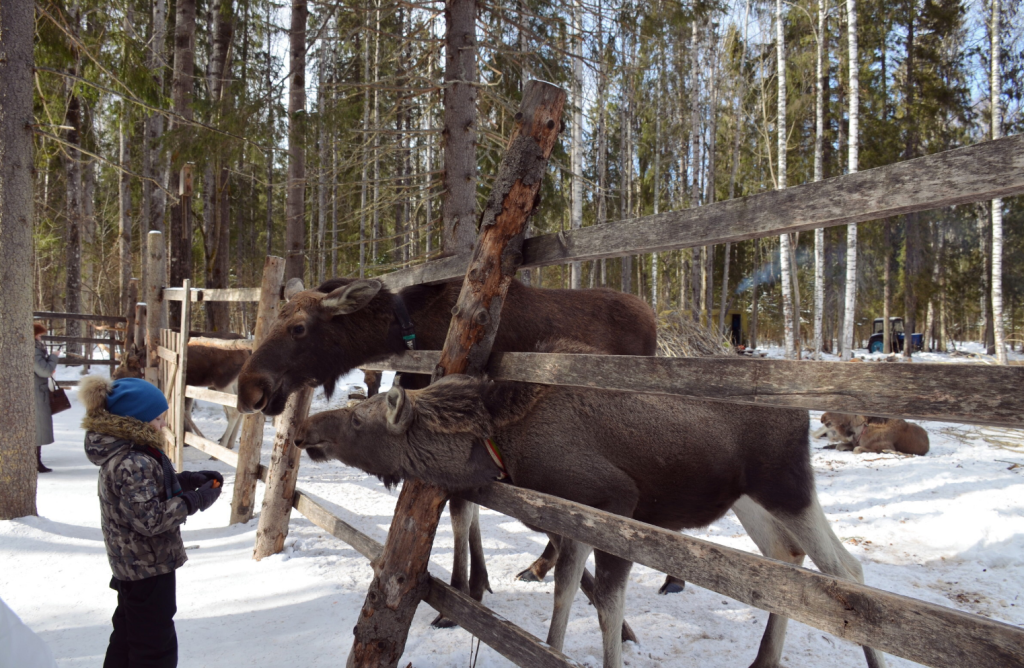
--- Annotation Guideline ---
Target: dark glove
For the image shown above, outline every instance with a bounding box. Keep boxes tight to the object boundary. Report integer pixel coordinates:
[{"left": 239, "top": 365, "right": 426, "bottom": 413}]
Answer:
[
  {"left": 181, "top": 480, "right": 222, "bottom": 515},
  {"left": 177, "top": 470, "right": 224, "bottom": 492}
]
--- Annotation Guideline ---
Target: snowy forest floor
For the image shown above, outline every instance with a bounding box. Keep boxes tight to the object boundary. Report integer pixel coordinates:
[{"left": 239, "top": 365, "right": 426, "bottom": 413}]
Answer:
[{"left": 3, "top": 343, "right": 1024, "bottom": 667}]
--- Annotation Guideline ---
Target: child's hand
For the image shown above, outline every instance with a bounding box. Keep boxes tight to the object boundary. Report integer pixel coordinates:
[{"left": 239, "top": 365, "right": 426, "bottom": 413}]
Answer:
[{"left": 181, "top": 480, "right": 222, "bottom": 515}]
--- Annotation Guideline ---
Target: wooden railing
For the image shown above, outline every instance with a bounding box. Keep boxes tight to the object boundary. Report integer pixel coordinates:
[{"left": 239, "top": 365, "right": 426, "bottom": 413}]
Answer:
[{"left": 158, "top": 131, "right": 1024, "bottom": 668}]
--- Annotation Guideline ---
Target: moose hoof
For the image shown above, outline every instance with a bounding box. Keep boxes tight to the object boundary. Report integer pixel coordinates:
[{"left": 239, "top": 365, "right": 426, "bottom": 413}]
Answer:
[
  {"left": 515, "top": 567, "right": 543, "bottom": 583},
  {"left": 431, "top": 613, "right": 459, "bottom": 629},
  {"left": 658, "top": 578, "right": 685, "bottom": 595},
  {"left": 621, "top": 620, "right": 639, "bottom": 644}
]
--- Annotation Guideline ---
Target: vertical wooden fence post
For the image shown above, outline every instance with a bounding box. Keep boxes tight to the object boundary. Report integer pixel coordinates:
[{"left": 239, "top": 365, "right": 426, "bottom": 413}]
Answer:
[
  {"left": 134, "top": 303, "right": 146, "bottom": 349},
  {"left": 347, "top": 80, "right": 566, "bottom": 668},
  {"left": 125, "top": 277, "right": 139, "bottom": 349},
  {"left": 173, "top": 279, "right": 191, "bottom": 472},
  {"left": 252, "top": 386, "right": 313, "bottom": 559},
  {"left": 145, "top": 231, "right": 166, "bottom": 385},
  {"left": 230, "top": 255, "right": 286, "bottom": 525}
]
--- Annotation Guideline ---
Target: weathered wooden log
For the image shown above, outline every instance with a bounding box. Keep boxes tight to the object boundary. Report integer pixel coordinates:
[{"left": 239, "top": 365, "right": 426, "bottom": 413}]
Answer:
[
  {"left": 134, "top": 303, "right": 147, "bottom": 349},
  {"left": 125, "top": 278, "right": 139, "bottom": 348},
  {"left": 162, "top": 286, "right": 263, "bottom": 302},
  {"left": 347, "top": 79, "right": 567, "bottom": 668},
  {"left": 171, "top": 279, "right": 191, "bottom": 472},
  {"left": 187, "top": 336, "right": 253, "bottom": 350},
  {"left": 253, "top": 385, "right": 313, "bottom": 559},
  {"left": 32, "top": 311, "right": 127, "bottom": 324},
  {"left": 381, "top": 133, "right": 1024, "bottom": 291},
  {"left": 183, "top": 385, "right": 237, "bottom": 407},
  {"left": 144, "top": 231, "right": 167, "bottom": 383},
  {"left": 230, "top": 255, "right": 285, "bottom": 525},
  {"left": 362, "top": 351, "right": 1024, "bottom": 428},
  {"left": 462, "top": 483, "right": 1024, "bottom": 668}
]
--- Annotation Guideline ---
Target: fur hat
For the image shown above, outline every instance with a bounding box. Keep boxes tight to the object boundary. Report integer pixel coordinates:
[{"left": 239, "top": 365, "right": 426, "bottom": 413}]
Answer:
[{"left": 80, "top": 376, "right": 168, "bottom": 422}]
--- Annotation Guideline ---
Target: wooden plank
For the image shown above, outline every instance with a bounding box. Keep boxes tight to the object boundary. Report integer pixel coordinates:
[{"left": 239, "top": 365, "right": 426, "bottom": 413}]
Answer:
[
  {"left": 163, "top": 287, "right": 263, "bottom": 302},
  {"left": 184, "top": 386, "right": 237, "bottom": 407},
  {"left": 289, "top": 490, "right": 580, "bottom": 667},
  {"left": 43, "top": 335, "right": 124, "bottom": 346},
  {"left": 379, "top": 134, "right": 1024, "bottom": 290},
  {"left": 423, "top": 580, "right": 583, "bottom": 668},
  {"left": 173, "top": 280, "right": 191, "bottom": 472},
  {"left": 253, "top": 387, "right": 314, "bottom": 560},
  {"left": 363, "top": 351, "right": 1024, "bottom": 428},
  {"left": 188, "top": 336, "right": 253, "bottom": 350},
  {"left": 463, "top": 484, "right": 1024, "bottom": 668},
  {"left": 56, "top": 358, "right": 120, "bottom": 366},
  {"left": 156, "top": 346, "right": 178, "bottom": 364},
  {"left": 293, "top": 490, "right": 383, "bottom": 562},
  {"left": 348, "top": 81, "right": 569, "bottom": 668},
  {"left": 33, "top": 311, "right": 127, "bottom": 324},
  {"left": 232, "top": 255, "right": 285, "bottom": 525},
  {"left": 183, "top": 431, "right": 239, "bottom": 468}
]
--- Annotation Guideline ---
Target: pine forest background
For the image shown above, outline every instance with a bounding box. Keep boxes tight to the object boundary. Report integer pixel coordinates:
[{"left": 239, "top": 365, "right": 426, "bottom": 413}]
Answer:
[{"left": 29, "top": 0, "right": 1024, "bottom": 357}]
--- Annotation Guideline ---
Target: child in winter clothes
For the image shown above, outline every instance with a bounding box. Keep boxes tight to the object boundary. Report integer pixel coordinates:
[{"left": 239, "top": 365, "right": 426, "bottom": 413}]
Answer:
[{"left": 81, "top": 376, "right": 224, "bottom": 668}]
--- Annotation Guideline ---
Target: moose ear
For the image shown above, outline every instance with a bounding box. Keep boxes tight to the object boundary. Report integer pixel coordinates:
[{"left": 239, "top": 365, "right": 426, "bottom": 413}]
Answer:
[
  {"left": 284, "top": 278, "right": 305, "bottom": 301},
  {"left": 386, "top": 385, "right": 414, "bottom": 435},
  {"left": 322, "top": 280, "right": 383, "bottom": 316}
]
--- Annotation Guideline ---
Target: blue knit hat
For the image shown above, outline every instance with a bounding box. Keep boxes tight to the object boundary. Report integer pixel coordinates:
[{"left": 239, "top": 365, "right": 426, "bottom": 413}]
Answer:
[{"left": 106, "top": 378, "right": 168, "bottom": 423}]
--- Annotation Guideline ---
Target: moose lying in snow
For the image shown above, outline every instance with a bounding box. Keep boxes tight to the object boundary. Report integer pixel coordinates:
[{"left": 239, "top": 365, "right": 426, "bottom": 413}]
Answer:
[
  {"left": 294, "top": 340, "right": 887, "bottom": 668},
  {"left": 234, "top": 276, "right": 671, "bottom": 620},
  {"left": 814, "top": 412, "right": 930, "bottom": 456}
]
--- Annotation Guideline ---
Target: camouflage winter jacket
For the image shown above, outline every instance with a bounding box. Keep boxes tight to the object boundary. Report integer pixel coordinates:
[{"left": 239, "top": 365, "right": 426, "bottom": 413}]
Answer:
[{"left": 83, "top": 411, "right": 189, "bottom": 581}]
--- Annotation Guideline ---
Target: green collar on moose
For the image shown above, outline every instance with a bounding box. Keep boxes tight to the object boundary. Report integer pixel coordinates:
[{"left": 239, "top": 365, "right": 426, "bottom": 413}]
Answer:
[{"left": 483, "top": 437, "right": 509, "bottom": 481}]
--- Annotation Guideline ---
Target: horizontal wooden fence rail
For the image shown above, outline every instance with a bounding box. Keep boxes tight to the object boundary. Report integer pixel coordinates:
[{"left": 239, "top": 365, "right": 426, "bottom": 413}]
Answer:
[
  {"left": 58, "top": 358, "right": 119, "bottom": 366},
  {"left": 462, "top": 483, "right": 1024, "bottom": 668},
  {"left": 184, "top": 386, "right": 237, "bottom": 407},
  {"left": 163, "top": 287, "right": 278, "bottom": 302},
  {"left": 33, "top": 311, "right": 127, "bottom": 324},
  {"left": 381, "top": 134, "right": 1024, "bottom": 290},
  {"left": 42, "top": 335, "right": 124, "bottom": 346},
  {"left": 360, "top": 351, "right": 1024, "bottom": 428}
]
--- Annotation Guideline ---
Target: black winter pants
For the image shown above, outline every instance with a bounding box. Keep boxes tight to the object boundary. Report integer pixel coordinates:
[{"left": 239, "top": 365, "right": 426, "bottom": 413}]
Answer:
[{"left": 104, "top": 571, "right": 177, "bottom": 668}]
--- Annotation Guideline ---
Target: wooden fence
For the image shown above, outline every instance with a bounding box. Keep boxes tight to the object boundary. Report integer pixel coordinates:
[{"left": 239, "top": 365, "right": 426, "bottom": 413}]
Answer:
[
  {"left": 33, "top": 311, "right": 126, "bottom": 372},
  {"left": 153, "top": 131, "right": 1024, "bottom": 667}
]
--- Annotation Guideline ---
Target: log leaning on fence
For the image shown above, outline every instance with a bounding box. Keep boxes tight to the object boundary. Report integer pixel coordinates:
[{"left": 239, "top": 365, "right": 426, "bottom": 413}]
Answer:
[
  {"left": 361, "top": 351, "right": 1024, "bottom": 429},
  {"left": 461, "top": 483, "right": 1024, "bottom": 668},
  {"left": 347, "top": 80, "right": 567, "bottom": 668},
  {"left": 145, "top": 231, "right": 167, "bottom": 383},
  {"left": 231, "top": 255, "right": 286, "bottom": 525},
  {"left": 381, "top": 133, "right": 1024, "bottom": 290}
]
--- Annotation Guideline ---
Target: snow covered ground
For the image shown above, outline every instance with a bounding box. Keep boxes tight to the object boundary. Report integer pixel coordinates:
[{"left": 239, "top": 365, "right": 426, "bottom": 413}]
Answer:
[{"left": 4, "top": 349, "right": 1024, "bottom": 667}]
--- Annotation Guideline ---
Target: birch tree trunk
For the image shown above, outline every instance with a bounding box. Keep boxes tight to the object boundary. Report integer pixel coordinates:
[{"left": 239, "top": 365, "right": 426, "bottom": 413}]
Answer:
[
  {"left": 207, "top": 0, "right": 234, "bottom": 332},
  {"left": 359, "top": 3, "right": 370, "bottom": 278},
  {"left": 883, "top": 221, "right": 892, "bottom": 353},
  {"left": 317, "top": 56, "right": 328, "bottom": 285},
  {"left": 841, "top": 0, "right": 859, "bottom": 360},
  {"left": 284, "top": 0, "right": 308, "bottom": 282},
  {"left": 0, "top": 0, "right": 39, "bottom": 520},
  {"left": 652, "top": 84, "right": 661, "bottom": 310},
  {"left": 142, "top": 0, "right": 168, "bottom": 296},
  {"left": 990, "top": 0, "right": 1006, "bottom": 364},
  {"left": 689, "top": 21, "right": 701, "bottom": 321},
  {"left": 813, "top": 0, "right": 827, "bottom": 358},
  {"left": 441, "top": 0, "right": 479, "bottom": 256},
  {"left": 570, "top": 0, "right": 584, "bottom": 289},
  {"left": 64, "top": 86, "right": 83, "bottom": 355},
  {"left": 168, "top": 0, "right": 197, "bottom": 302},
  {"left": 119, "top": 103, "right": 133, "bottom": 319},
  {"left": 777, "top": 0, "right": 796, "bottom": 359}
]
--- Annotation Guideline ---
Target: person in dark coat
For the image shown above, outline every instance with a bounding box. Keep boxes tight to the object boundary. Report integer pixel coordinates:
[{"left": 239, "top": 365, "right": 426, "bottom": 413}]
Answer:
[
  {"left": 80, "top": 375, "right": 224, "bottom": 668},
  {"left": 33, "top": 322, "right": 59, "bottom": 472}
]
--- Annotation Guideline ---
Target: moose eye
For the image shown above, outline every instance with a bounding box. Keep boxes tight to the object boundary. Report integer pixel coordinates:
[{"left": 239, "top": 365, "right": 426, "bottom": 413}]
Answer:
[
  {"left": 291, "top": 324, "right": 306, "bottom": 337},
  {"left": 351, "top": 415, "right": 363, "bottom": 429}
]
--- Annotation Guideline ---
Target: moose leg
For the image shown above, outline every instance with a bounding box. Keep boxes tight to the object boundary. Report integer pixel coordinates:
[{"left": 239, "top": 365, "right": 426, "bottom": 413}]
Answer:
[
  {"left": 658, "top": 574, "right": 686, "bottom": 594},
  {"left": 593, "top": 550, "right": 633, "bottom": 668},
  {"left": 546, "top": 535, "right": 591, "bottom": 652},
  {"left": 219, "top": 381, "right": 243, "bottom": 449},
  {"left": 516, "top": 540, "right": 559, "bottom": 582},
  {"left": 732, "top": 495, "right": 807, "bottom": 668},
  {"left": 767, "top": 495, "right": 888, "bottom": 668},
  {"left": 467, "top": 502, "right": 491, "bottom": 601},
  {"left": 431, "top": 497, "right": 489, "bottom": 628},
  {"left": 182, "top": 398, "right": 206, "bottom": 439},
  {"left": 580, "top": 567, "right": 638, "bottom": 644}
]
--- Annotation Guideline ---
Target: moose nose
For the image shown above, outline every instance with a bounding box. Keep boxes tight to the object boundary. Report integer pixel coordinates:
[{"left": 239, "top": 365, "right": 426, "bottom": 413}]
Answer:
[{"left": 237, "top": 374, "right": 271, "bottom": 414}]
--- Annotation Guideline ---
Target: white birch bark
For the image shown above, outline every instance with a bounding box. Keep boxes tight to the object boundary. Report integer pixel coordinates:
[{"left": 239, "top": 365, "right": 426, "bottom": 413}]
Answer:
[
  {"left": 841, "top": 0, "right": 859, "bottom": 359},
  {"left": 652, "top": 78, "right": 661, "bottom": 310},
  {"left": 570, "top": 0, "right": 583, "bottom": 289},
  {"left": 359, "top": 0, "right": 370, "bottom": 277},
  {"left": 813, "top": 0, "right": 827, "bottom": 359},
  {"left": 990, "top": 0, "right": 1006, "bottom": 364},
  {"left": 777, "top": 0, "right": 796, "bottom": 359}
]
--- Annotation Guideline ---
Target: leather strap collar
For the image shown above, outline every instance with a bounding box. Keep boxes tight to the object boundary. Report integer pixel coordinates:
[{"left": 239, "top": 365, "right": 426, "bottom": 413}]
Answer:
[
  {"left": 483, "top": 438, "right": 510, "bottom": 482},
  {"left": 392, "top": 294, "right": 417, "bottom": 350}
]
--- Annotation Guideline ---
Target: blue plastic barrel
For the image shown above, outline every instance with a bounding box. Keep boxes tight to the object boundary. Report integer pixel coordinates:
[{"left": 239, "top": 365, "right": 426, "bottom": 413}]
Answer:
[{"left": 911, "top": 333, "right": 923, "bottom": 350}]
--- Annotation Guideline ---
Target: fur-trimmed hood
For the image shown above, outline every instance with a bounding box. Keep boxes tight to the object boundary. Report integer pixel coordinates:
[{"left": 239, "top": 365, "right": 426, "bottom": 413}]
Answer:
[{"left": 83, "top": 410, "right": 167, "bottom": 467}]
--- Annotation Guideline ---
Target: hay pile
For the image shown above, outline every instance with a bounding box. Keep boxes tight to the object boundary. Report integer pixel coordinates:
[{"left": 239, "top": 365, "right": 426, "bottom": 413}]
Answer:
[{"left": 656, "top": 310, "right": 733, "bottom": 358}]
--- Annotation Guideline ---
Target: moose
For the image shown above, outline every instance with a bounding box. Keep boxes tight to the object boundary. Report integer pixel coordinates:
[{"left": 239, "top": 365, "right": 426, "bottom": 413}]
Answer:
[
  {"left": 293, "top": 339, "right": 887, "bottom": 668},
  {"left": 234, "top": 276, "right": 673, "bottom": 623},
  {"left": 815, "top": 412, "right": 930, "bottom": 456}
]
